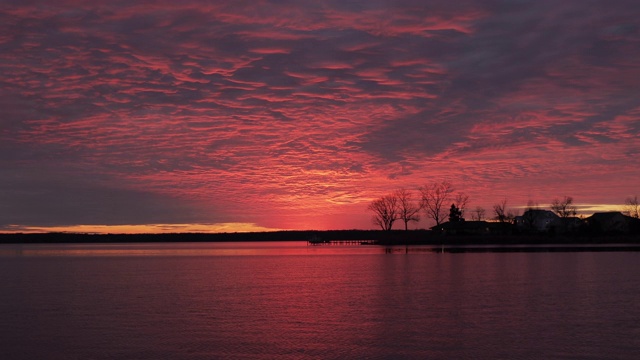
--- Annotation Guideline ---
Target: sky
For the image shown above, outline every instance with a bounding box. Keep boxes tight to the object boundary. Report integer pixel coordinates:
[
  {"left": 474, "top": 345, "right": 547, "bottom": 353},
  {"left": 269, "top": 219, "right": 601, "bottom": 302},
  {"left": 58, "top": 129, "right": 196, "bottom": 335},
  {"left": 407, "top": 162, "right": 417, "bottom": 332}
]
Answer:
[{"left": 1, "top": 0, "right": 639, "bottom": 233}]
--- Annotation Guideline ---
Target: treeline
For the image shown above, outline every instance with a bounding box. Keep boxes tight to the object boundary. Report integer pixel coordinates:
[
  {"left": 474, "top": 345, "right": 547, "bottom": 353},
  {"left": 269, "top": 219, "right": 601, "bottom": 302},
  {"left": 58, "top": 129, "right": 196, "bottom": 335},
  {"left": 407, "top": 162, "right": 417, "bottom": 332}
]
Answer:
[
  {"left": 367, "top": 181, "right": 640, "bottom": 231},
  {"left": 0, "top": 230, "right": 435, "bottom": 244},
  {"left": 367, "top": 181, "right": 467, "bottom": 231},
  {"left": 4, "top": 230, "right": 640, "bottom": 245}
]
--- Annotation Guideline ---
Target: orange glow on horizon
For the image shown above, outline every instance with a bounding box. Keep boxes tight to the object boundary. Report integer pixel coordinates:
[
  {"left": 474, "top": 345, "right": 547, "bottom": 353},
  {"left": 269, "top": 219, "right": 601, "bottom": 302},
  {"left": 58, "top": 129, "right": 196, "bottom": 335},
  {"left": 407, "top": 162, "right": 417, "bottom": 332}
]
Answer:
[
  {"left": 0, "top": 203, "right": 631, "bottom": 234},
  {"left": 0, "top": 223, "right": 282, "bottom": 234}
]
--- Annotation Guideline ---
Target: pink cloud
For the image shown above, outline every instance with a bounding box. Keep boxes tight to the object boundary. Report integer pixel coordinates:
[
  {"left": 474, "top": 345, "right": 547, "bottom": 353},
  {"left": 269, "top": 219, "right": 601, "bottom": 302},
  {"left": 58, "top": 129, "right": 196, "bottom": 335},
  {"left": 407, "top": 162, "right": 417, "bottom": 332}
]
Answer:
[{"left": 1, "top": 1, "right": 639, "bottom": 231}]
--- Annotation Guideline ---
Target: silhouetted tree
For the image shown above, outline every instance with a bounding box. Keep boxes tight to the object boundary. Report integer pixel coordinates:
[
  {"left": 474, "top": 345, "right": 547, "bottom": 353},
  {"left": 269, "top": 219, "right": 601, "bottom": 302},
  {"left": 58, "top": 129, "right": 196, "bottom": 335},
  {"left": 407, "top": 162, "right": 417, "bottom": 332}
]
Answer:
[
  {"left": 471, "top": 206, "right": 485, "bottom": 221},
  {"left": 454, "top": 192, "right": 469, "bottom": 219},
  {"left": 492, "top": 200, "right": 518, "bottom": 223},
  {"left": 420, "top": 181, "right": 454, "bottom": 226},
  {"left": 550, "top": 196, "right": 577, "bottom": 218},
  {"left": 395, "top": 188, "right": 421, "bottom": 230},
  {"left": 493, "top": 199, "right": 509, "bottom": 223},
  {"left": 449, "top": 203, "right": 463, "bottom": 222},
  {"left": 624, "top": 195, "right": 639, "bottom": 218},
  {"left": 367, "top": 194, "right": 399, "bottom": 231}
]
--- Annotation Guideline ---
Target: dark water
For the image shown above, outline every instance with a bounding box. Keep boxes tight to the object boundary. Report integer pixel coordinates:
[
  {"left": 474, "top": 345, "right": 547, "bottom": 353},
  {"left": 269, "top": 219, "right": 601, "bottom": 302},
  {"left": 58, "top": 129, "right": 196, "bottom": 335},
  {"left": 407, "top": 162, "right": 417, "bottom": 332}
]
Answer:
[{"left": 1, "top": 242, "right": 639, "bottom": 359}]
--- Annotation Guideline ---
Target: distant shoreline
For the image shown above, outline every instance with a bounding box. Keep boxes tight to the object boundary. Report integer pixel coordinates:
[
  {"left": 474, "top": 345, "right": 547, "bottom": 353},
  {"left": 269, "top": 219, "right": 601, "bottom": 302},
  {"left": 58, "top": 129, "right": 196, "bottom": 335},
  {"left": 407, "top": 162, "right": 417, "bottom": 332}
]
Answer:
[{"left": 1, "top": 229, "right": 640, "bottom": 245}]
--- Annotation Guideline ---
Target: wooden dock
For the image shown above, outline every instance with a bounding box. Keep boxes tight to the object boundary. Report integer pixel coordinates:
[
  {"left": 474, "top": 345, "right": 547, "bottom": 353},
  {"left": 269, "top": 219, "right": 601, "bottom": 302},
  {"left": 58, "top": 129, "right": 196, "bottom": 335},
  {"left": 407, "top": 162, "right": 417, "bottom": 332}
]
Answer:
[{"left": 308, "top": 239, "right": 377, "bottom": 246}]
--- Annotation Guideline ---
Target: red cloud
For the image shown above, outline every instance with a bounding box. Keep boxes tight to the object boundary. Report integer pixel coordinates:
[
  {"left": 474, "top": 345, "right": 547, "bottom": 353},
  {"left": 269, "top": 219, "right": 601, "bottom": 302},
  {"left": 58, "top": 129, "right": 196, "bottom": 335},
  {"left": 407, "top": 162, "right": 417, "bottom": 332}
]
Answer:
[{"left": 2, "top": 1, "right": 639, "bottom": 230}]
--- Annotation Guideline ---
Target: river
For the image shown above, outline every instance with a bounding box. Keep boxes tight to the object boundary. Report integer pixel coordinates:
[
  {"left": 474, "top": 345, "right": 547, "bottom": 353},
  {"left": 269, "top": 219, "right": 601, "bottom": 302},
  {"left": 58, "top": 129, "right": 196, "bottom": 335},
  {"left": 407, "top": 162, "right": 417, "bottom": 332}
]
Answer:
[{"left": 1, "top": 241, "right": 638, "bottom": 359}]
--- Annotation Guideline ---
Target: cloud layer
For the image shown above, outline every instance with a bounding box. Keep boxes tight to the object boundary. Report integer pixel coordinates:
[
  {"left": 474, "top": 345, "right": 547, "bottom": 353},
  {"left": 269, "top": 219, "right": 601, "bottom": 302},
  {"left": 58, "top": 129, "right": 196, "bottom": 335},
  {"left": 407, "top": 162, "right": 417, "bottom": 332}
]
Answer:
[{"left": 1, "top": 0, "right": 639, "bottom": 230}]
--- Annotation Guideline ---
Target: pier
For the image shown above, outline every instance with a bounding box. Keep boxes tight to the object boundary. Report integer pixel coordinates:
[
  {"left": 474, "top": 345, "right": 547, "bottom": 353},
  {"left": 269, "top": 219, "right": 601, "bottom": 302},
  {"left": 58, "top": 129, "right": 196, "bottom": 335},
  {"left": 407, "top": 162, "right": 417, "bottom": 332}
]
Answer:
[{"left": 308, "top": 239, "right": 377, "bottom": 246}]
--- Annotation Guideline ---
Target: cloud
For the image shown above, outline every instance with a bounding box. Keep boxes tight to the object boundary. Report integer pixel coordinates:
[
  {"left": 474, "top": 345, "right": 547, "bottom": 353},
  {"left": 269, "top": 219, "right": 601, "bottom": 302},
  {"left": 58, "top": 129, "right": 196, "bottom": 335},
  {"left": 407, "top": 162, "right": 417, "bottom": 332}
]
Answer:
[{"left": 1, "top": 0, "right": 639, "bottom": 230}]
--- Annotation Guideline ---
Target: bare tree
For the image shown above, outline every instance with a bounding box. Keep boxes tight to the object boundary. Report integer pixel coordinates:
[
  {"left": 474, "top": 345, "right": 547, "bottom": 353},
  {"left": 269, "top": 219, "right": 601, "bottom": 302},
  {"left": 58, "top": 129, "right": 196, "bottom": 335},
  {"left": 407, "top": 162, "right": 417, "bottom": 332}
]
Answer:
[
  {"left": 471, "top": 206, "right": 485, "bottom": 221},
  {"left": 367, "top": 194, "right": 399, "bottom": 231},
  {"left": 550, "top": 196, "right": 577, "bottom": 218},
  {"left": 624, "top": 195, "right": 639, "bottom": 218},
  {"left": 493, "top": 199, "right": 509, "bottom": 223},
  {"left": 420, "top": 181, "right": 454, "bottom": 226},
  {"left": 454, "top": 192, "right": 469, "bottom": 219},
  {"left": 395, "top": 188, "right": 421, "bottom": 230}
]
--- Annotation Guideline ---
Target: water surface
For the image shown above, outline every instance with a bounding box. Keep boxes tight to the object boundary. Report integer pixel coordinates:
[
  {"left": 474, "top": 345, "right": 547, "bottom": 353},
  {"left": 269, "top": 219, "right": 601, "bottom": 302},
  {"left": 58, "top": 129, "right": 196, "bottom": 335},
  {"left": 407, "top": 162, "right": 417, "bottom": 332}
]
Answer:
[{"left": 1, "top": 241, "right": 638, "bottom": 359}]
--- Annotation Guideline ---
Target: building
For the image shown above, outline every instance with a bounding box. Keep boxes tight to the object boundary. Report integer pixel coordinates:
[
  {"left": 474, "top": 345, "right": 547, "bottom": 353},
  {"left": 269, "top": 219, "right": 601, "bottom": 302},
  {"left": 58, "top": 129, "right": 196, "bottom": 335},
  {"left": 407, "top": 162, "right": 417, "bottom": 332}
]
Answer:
[
  {"left": 515, "top": 209, "right": 559, "bottom": 232},
  {"left": 586, "top": 212, "right": 631, "bottom": 234}
]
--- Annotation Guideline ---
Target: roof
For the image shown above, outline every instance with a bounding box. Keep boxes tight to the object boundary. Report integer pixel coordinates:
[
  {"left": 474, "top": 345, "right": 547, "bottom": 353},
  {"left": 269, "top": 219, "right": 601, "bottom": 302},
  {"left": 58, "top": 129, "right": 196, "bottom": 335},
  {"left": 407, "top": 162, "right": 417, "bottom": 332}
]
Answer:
[
  {"left": 588, "top": 212, "right": 626, "bottom": 221},
  {"left": 521, "top": 209, "right": 559, "bottom": 218}
]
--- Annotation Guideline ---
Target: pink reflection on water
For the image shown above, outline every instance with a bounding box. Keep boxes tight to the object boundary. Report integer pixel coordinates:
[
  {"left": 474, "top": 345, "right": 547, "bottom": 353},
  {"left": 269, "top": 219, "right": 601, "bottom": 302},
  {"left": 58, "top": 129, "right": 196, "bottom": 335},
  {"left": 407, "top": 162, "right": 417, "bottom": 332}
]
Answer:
[{"left": 0, "top": 241, "right": 407, "bottom": 257}]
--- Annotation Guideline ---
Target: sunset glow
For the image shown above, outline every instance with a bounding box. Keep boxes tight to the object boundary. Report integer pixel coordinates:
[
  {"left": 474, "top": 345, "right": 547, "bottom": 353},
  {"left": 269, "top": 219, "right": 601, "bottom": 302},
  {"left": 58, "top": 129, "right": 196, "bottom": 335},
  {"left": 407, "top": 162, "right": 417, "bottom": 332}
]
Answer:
[
  {"left": 1, "top": 1, "right": 639, "bottom": 232},
  {"left": 0, "top": 223, "right": 280, "bottom": 235}
]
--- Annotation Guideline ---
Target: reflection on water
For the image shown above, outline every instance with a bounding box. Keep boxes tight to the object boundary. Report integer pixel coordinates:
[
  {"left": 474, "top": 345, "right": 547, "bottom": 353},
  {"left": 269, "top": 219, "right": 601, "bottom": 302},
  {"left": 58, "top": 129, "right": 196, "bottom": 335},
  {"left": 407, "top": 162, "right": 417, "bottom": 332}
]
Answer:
[
  {"left": 1, "top": 241, "right": 639, "bottom": 359},
  {"left": 2, "top": 241, "right": 639, "bottom": 257},
  {"left": 0, "top": 241, "right": 389, "bottom": 257}
]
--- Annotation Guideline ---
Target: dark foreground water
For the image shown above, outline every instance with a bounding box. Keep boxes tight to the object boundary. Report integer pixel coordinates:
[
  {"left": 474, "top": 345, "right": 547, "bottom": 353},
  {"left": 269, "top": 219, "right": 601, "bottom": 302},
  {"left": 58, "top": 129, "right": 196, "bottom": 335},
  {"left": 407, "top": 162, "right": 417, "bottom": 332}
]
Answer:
[{"left": 1, "top": 241, "right": 639, "bottom": 359}]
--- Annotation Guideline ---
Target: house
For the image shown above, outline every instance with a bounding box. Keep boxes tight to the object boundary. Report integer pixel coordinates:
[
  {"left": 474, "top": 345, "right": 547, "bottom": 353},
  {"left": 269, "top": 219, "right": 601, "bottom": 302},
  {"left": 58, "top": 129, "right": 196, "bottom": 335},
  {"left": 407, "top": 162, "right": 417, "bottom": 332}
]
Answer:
[
  {"left": 515, "top": 209, "right": 559, "bottom": 232},
  {"left": 586, "top": 212, "right": 631, "bottom": 234}
]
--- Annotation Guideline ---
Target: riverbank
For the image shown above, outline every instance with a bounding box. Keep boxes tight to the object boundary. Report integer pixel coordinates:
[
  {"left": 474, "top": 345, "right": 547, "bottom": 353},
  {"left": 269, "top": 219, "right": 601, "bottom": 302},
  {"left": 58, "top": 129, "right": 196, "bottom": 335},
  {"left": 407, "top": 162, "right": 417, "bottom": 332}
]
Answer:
[{"left": 1, "top": 229, "right": 639, "bottom": 244}]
